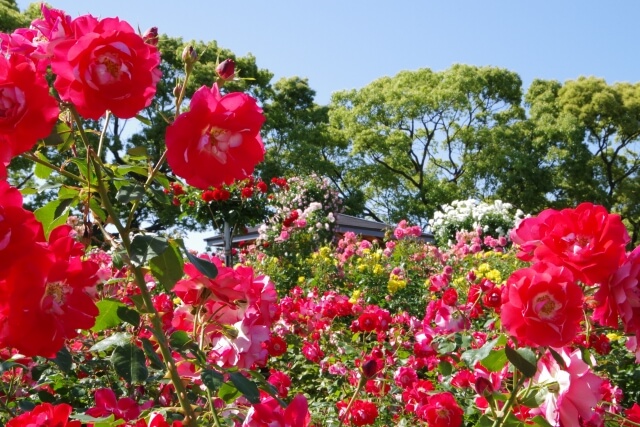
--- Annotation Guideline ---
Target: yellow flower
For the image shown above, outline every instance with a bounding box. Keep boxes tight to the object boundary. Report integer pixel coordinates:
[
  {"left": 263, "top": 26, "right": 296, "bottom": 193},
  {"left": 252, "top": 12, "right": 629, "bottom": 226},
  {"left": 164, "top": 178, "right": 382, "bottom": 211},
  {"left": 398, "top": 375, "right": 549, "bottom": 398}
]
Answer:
[
  {"left": 478, "top": 263, "right": 491, "bottom": 274},
  {"left": 387, "top": 275, "right": 407, "bottom": 293},
  {"left": 298, "top": 276, "right": 306, "bottom": 284},
  {"left": 373, "top": 264, "right": 385, "bottom": 275},
  {"left": 349, "top": 289, "right": 361, "bottom": 303},
  {"left": 606, "top": 333, "right": 621, "bottom": 342},
  {"left": 485, "top": 269, "right": 502, "bottom": 283}
]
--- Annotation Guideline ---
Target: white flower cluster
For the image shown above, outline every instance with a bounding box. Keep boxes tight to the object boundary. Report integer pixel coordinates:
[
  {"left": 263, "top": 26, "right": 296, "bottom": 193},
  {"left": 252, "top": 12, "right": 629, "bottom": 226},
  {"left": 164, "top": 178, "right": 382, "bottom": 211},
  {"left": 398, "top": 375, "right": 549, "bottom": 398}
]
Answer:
[{"left": 428, "top": 199, "right": 524, "bottom": 245}]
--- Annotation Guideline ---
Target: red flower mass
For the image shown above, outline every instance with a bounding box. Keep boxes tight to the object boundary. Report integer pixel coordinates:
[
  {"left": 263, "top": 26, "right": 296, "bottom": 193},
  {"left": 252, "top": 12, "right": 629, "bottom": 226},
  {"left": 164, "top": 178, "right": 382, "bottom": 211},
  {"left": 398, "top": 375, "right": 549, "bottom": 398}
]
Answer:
[{"left": 166, "top": 83, "right": 265, "bottom": 189}]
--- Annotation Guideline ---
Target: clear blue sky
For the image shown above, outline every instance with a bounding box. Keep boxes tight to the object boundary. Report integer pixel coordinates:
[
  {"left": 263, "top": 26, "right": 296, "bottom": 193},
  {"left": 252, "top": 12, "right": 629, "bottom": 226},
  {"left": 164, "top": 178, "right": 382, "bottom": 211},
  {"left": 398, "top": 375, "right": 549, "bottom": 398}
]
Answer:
[
  {"left": 16, "top": 0, "right": 640, "bottom": 105},
  {"left": 14, "top": 1, "right": 640, "bottom": 251}
]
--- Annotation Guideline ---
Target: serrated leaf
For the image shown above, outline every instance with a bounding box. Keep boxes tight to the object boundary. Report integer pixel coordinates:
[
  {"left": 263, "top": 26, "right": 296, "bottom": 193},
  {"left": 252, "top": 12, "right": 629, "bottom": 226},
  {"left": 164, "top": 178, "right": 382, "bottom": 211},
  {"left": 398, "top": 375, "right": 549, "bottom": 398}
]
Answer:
[
  {"left": 72, "top": 413, "right": 125, "bottom": 427},
  {"left": 201, "top": 369, "right": 225, "bottom": 391},
  {"left": 111, "top": 343, "right": 148, "bottom": 383},
  {"left": 218, "top": 382, "right": 241, "bottom": 403},
  {"left": 505, "top": 346, "right": 537, "bottom": 378},
  {"left": 229, "top": 372, "right": 260, "bottom": 404},
  {"left": 169, "top": 331, "right": 192, "bottom": 351},
  {"left": 89, "top": 197, "right": 107, "bottom": 222},
  {"left": 116, "top": 306, "right": 140, "bottom": 327},
  {"left": 130, "top": 235, "right": 169, "bottom": 267},
  {"left": 51, "top": 346, "right": 72, "bottom": 373},
  {"left": 93, "top": 299, "right": 126, "bottom": 332},
  {"left": 0, "top": 360, "right": 27, "bottom": 373},
  {"left": 34, "top": 151, "right": 54, "bottom": 179},
  {"left": 438, "top": 361, "right": 452, "bottom": 376},
  {"left": 34, "top": 198, "right": 71, "bottom": 238},
  {"left": 89, "top": 332, "right": 132, "bottom": 353},
  {"left": 141, "top": 338, "right": 165, "bottom": 370},
  {"left": 116, "top": 184, "right": 145, "bottom": 204},
  {"left": 530, "top": 415, "right": 554, "bottom": 427},
  {"left": 127, "top": 146, "right": 148, "bottom": 158},
  {"left": 461, "top": 337, "right": 500, "bottom": 367},
  {"left": 183, "top": 249, "right": 217, "bottom": 279},
  {"left": 548, "top": 347, "right": 567, "bottom": 369},
  {"left": 520, "top": 387, "right": 547, "bottom": 409},
  {"left": 149, "top": 241, "right": 184, "bottom": 292},
  {"left": 481, "top": 349, "right": 508, "bottom": 372}
]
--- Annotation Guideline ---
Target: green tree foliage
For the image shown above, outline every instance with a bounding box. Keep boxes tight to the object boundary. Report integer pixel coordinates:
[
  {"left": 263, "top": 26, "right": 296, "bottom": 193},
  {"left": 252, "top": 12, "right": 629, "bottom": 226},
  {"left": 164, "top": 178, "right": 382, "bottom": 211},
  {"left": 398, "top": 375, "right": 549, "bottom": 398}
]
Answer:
[
  {"left": 0, "top": 0, "right": 28, "bottom": 32},
  {"left": 328, "top": 64, "right": 524, "bottom": 225},
  {"left": 526, "top": 77, "right": 640, "bottom": 243}
]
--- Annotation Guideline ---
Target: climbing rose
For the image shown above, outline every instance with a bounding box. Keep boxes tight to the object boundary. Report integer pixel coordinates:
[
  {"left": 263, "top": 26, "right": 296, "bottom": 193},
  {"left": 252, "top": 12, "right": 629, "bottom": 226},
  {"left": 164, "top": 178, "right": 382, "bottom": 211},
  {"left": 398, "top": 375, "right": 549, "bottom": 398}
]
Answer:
[
  {"left": 510, "top": 203, "right": 629, "bottom": 285},
  {"left": 165, "top": 83, "right": 265, "bottom": 189},
  {"left": 0, "top": 54, "right": 59, "bottom": 175},
  {"left": 51, "top": 15, "right": 161, "bottom": 119},
  {"left": 500, "top": 262, "right": 584, "bottom": 348},
  {"left": 336, "top": 399, "right": 378, "bottom": 426},
  {"left": 6, "top": 403, "right": 80, "bottom": 427},
  {"left": 242, "top": 393, "right": 311, "bottom": 426}
]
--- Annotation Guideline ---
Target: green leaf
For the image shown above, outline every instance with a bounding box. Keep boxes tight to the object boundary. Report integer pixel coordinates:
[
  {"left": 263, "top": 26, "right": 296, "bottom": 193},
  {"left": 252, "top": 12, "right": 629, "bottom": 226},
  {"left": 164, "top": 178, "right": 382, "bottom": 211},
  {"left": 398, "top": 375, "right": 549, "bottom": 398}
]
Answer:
[
  {"left": 0, "top": 360, "right": 27, "bottom": 373},
  {"left": 93, "top": 299, "right": 126, "bottom": 332},
  {"left": 438, "top": 361, "right": 452, "bottom": 376},
  {"left": 127, "top": 146, "right": 149, "bottom": 158},
  {"left": 51, "top": 346, "right": 72, "bottom": 373},
  {"left": 111, "top": 343, "right": 148, "bottom": 383},
  {"left": 530, "top": 415, "right": 554, "bottom": 427},
  {"left": 505, "top": 346, "right": 537, "bottom": 378},
  {"left": 34, "top": 198, "right": 72, "bottom": 238},
  {"left": 218, "top": 382, "right": 242, "bottom": 403},
  {"left": 520, "top": 387, "right": 547, "bottom": 409},
  {"left": 89, "top": 197, "right": 107, "bottom": 222},
  {"left": 72, "top": 413, "right": 125, "bottom": 427},
  {"left": 135, "top": 114, "right": 152, "bottom": 126},
  {"left": 201, "top": 369, "right": 225, "bottom": 392},
  {"left": 34, "top": 151, "right": 54, "bottom": 179},
  {"left": 89, "top": 332, "right": 132, "bottom": 353},
  {"left": 116, "top": 306, "right": 141, "bottom": 327},
  {"left": 181, "top": 246, "right": 217, "bottom": 279},
  {"left": 141, "top": 338, "right": 165, "bottom": 370},
  {"left": 169, "top": 330, "right": 192, "bottom": 351},
  {"left": 481, "top": 349, "right": 508, "bottom": 372},
  {"left": 461, "top": 337, "right": 499, "bottom": 367},
  {"left": 149, "top": 240, "right": 184, "bottom": 292},
  {"left": 130, "top": 235, "right": 169, "bottom": 267},
  {"left": 116, "top": 184, "right": 145, "bottom": 204},
  {"left": 229, "top": 372, "right": 260, "bottom": 404}
]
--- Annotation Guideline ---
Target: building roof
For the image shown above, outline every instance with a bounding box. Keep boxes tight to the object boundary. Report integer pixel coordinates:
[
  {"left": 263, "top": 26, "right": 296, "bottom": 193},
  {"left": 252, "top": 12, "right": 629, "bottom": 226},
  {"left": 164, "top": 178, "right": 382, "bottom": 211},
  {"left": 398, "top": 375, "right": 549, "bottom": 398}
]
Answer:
[{"left": 203, "top": 213, "right": 434, "bottom": 247}]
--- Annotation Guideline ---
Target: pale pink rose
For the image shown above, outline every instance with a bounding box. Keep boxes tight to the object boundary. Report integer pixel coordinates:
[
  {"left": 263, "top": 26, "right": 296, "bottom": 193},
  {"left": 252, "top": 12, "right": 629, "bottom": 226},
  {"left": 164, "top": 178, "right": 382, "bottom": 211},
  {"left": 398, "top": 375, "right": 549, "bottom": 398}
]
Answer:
[{"left": 531, "top": 348, "right": 603, "bottom": 426}]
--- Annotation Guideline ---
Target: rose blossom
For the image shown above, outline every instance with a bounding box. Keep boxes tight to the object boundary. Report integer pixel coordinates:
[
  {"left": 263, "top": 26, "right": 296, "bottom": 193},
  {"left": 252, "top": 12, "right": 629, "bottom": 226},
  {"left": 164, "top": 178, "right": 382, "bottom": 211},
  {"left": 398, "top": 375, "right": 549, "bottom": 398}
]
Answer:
[
  {"left": 165, "top": 83, "right": 265, "bottom": 189},
  {"left": 531, "top": 348, "right": 603, "bottom": 426},
  {"left": 0, "top": 54, "right": 59, "bottom": 175},
  {"left": 500, "top": 262, "right": 583, "bottom": 348},
  {"left": 51, "top": 15, "right": 161, "bottom": 119},
  {"left": 6, "top": 403, "right": 80, "bottom": 427},
  {"left": 510, "top": 203, "right": 629, "bottom": 285}
]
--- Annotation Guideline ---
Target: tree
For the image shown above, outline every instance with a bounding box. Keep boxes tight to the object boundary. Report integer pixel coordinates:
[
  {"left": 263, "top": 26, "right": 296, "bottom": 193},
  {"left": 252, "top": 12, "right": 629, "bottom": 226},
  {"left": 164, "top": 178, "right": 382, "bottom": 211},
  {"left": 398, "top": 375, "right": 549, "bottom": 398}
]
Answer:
[
  {"left": 328, "top": 64, "right": 524, "bottom": 225},
  {"left": 526, "top": 77, "right": 640, "bottom": 244}
]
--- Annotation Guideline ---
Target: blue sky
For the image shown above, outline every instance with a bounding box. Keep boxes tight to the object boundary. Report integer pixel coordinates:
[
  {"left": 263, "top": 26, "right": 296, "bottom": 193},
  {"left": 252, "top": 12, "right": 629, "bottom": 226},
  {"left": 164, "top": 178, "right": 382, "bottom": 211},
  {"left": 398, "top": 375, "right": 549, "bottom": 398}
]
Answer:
[
  {"left": 14, "top": 1, "right": 640, "bottom": 251},
  {"left": 17, "top": 0, "right": 640, "bottom": 105}
]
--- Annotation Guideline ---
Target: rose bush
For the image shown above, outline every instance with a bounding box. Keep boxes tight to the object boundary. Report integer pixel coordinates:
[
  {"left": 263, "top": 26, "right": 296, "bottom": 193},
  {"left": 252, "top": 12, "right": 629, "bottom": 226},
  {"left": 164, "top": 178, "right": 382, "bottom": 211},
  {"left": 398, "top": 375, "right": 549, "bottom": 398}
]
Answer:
[{"left": 0, "top": 4, "right": 639, "bottom": 427}]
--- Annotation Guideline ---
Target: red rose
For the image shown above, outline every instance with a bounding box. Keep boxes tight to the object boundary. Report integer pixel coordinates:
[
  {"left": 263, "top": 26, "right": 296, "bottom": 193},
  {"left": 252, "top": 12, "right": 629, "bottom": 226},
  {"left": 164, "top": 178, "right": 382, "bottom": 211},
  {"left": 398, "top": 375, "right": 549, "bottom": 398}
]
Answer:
[
  {"left": 51, "top": 15, "right": 161, "bottom": 119},
  {"left": 337, "top": 400, "right": 378, "bottom": 426},
  {"left": 500, "top": 262, "right": 584, "bottom": 348},
  {"left": 511, "top": 203, "right": 629, "bottom": 285},
  {"left": 0, "top": 54, "right": 59, "bottom": 168},
  {"left": 7, "top": 403, "right": 80, "bottom": 427},
  {"left": 165, "top": 83, "right": 265, "bottom": 189},
  {"left": 416, "top": 392, "right": 463, "bottom": 427}
]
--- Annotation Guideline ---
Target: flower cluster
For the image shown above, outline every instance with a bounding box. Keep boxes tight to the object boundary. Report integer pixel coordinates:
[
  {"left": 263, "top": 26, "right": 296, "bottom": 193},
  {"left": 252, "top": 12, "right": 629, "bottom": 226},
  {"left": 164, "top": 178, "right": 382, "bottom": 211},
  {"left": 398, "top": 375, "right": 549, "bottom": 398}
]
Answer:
[{"left": 429, "top": 199, "right": 524, "bottom": 247}]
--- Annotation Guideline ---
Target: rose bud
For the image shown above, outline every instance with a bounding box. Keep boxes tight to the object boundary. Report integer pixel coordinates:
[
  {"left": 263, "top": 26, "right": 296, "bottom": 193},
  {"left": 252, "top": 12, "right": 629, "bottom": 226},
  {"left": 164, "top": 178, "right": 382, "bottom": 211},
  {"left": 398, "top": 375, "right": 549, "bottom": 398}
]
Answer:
[
  {"left": 474, "top": 377, "right": 494, "bottom": 398},
  {"left": 142, "top": 27, "right": 159, "bottom": 46},
  {"left": 181, "top": 45, "right": 198, "bottom": 70},
  {"left": 216, "top": 58, "right": 236, "bottom": 81},
  {"left": 361, "top": 359, "right": 379, "bottom": 379}
]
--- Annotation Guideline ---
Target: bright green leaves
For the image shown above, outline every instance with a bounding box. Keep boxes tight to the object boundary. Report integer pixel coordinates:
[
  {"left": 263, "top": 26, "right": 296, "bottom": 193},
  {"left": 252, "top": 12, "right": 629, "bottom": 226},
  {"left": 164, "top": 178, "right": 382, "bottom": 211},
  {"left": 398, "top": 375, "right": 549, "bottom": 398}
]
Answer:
[
  {"left": 149, "top": 240, "right": 185, "bottom": 291},
  {"left": 110, "top": 343, "right": 148, "bottom": 384},
  {"left": 93, "top": 300, "right": 140, "bottom": 332}
]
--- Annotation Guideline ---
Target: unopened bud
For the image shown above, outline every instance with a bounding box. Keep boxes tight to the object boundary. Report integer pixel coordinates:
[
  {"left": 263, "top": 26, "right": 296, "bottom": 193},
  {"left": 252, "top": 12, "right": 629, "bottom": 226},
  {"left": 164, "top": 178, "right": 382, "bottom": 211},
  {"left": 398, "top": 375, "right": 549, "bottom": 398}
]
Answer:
[
  {"left": 474, "top": 377, "right": 494, "bottom": 398},
  {"left": 216, "top": 58, "right": 236, "bottom": 81},
  {"left": 361, "top": 359, "right": 379, "bottom": 379},
  {"left": 182, "top": 45, "right": 198, "bottom": 70},
  {"left": 173, "top": 83, "right": 183, "bottom": 98},
  {"left": 142, "top": 27, "right": 159, "bottom": 46}
]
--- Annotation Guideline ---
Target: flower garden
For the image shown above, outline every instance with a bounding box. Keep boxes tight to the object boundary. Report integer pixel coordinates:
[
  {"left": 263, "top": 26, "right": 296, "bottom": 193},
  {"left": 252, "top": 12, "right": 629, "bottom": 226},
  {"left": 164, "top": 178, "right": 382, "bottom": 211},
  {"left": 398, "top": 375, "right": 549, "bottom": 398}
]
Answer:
[{"left": 0, "top": 4, "right": 640, "bottom": 427}]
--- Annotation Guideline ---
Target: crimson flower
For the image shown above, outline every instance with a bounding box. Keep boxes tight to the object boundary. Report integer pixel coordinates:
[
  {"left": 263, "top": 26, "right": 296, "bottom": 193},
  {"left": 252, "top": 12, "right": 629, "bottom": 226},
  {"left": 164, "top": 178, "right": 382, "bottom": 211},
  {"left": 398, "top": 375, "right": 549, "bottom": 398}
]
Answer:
[
  {"left": 510, "top": 203, "right": 629, "bottom": 285},
  {"left": 6, "top": 403, "right": 80, "bottom": 427},
  {"left": 165, "top": 83, "right": 265, "bottom": 189},
  {"left": 500, "top": 262, "right": 584, "bottom": 348},
  {"left": 336, "top": 399, "right": 378, "bottom": 426},
  {"left": 0, "top": 54, "right": 59, "bottom": 174},
  {"left": 86, "top": 388, "right": 142, "bottom": 421},
  {"left": 415, "top": 392, "right": 463, "bottom": 427},
  {"left": 51, "top": 15, "right": 161, "bottom": 119}
]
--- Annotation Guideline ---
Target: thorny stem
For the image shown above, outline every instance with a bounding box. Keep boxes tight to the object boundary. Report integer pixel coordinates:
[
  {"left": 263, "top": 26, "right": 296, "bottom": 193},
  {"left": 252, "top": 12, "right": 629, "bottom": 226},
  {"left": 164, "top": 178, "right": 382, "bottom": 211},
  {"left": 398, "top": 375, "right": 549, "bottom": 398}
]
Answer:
[
  {"left": 205, "top": 388, "right": 223, "bottom": 427},
  {"left": 20, "top": 152, "right": 87, "bottom": 185},
  {"left": 86, "top": 148, "right": 197, "bottom": 426},
  {"left": 491, "top": 372, "right": 527, "bottom": 427},
  {"left": 338, "top": 375, "right": 366, "bottom": 427}
]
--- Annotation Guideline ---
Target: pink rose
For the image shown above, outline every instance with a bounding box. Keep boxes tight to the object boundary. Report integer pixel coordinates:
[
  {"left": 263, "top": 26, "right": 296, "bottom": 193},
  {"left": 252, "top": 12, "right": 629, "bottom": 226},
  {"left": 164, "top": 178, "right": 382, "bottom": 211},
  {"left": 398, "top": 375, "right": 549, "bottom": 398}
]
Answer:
[
  {"left": 51, "top": 15, "right": 161, "bottom": 119},
  {"left": 165, "top": 83, "right": 265, "bottom": 189}
]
